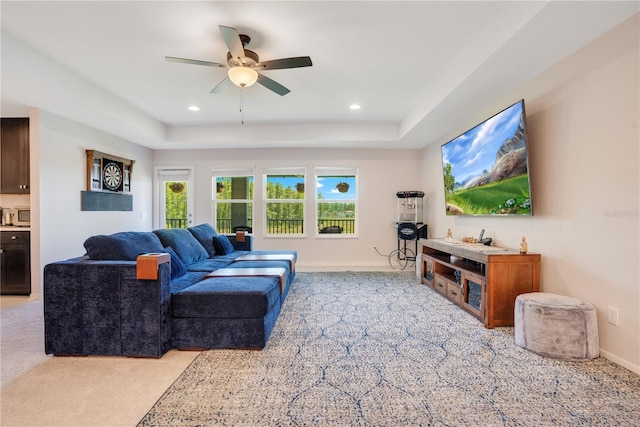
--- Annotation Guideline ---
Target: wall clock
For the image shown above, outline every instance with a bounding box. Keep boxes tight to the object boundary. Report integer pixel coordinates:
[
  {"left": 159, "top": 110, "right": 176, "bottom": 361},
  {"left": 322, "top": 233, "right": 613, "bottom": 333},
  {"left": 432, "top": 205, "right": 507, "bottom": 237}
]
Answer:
[{"left": 102, "top": 160, "right": 123, "bottom": 192}]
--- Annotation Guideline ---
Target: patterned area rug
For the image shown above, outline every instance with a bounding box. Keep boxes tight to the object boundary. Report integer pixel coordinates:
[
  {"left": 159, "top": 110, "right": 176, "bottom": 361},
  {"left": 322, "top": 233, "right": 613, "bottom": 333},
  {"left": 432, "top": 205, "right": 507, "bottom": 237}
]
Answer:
[{"left": 139, "top": 272, "right": 640, "bottom": 426}]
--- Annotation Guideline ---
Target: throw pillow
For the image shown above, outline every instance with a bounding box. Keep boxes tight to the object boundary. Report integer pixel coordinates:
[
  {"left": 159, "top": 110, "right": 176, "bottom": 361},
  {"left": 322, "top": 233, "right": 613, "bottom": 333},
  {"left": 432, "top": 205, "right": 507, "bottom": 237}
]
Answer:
[
  {"left": 84, "top": 232, "right": 165, "bottom": 260},
  {"left": 187, "top": 223, "right": 218, "bottom": 257},
  {"left": 212, "top": 234, "right": 236, "bottom": 255},
  {"left": 153, "top": 228, "right": 209, "bottom": 266},
  {"left": 163, "top": 246, "right": 186, "bottom": 279}
]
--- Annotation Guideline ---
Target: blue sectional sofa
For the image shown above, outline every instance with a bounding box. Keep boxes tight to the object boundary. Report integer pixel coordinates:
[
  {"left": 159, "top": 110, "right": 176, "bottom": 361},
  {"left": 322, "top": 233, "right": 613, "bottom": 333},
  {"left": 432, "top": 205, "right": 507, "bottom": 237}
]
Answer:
[{"left": 43, "top": 224, "right": 296, "bottom": 358}]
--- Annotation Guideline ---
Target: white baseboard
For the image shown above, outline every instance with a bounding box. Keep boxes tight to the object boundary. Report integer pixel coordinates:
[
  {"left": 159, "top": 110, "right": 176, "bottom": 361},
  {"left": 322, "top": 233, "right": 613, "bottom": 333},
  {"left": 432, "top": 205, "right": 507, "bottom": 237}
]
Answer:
[
  {"left": 295, "top": 261, "right": 418, "bottom": 273},
  {"left": 599, "top": 349, "right": 640, "bottom": 374}
]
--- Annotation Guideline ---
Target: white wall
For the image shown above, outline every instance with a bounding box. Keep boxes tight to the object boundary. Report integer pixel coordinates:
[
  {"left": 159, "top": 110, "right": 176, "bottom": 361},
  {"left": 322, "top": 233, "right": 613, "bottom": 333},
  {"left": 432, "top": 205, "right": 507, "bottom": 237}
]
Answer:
[
  {"left": 421, "top": 15, "right": 639, "bottom": 372},
  {"left": 153, "top": 148, "right": 424, "bottom": 270},
  {"left": 34, "top": 110, "right": 154, "bottom": 295}
]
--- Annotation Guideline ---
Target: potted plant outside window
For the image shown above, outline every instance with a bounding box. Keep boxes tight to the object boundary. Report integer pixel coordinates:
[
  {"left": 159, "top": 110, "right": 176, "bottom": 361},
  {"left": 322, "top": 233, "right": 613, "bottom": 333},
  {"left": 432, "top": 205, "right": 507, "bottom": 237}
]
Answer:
[
  {"left": 169, "top": 182, "right": 185, "bottom": 193},
  {"left": 336, "top": 182, "right": 350, "bottom": 193}
]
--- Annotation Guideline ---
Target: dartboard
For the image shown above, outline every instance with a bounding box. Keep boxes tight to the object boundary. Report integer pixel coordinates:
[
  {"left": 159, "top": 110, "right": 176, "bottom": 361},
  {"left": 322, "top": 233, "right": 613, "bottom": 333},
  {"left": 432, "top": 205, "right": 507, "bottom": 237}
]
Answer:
[{"left": 103, "top": 161, "right": 123, "bottom": 191}]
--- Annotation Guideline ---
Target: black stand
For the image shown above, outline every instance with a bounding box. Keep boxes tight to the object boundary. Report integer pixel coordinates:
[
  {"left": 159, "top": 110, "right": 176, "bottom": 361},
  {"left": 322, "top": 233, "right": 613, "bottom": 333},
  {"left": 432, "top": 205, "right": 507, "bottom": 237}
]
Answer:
[{"left": 396, "top": 222, "right": 427, "bottom": 261}]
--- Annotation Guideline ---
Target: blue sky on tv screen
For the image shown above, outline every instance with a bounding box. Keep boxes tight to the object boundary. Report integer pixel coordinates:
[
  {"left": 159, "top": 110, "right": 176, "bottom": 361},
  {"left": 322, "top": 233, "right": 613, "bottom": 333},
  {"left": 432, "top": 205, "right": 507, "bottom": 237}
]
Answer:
[{"left": 441, "top": 101, "right": 523, "bottom": 185}]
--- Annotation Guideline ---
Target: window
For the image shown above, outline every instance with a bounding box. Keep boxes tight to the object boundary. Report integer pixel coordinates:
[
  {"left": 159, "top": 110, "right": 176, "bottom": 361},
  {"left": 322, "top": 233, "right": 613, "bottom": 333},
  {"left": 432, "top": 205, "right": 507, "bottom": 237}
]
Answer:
[
  {"left": 264, "top": 168, "right": 305, "bottom": 236},
  {"left": 213, "top": 169, "right": 254, "bottom": 234},
  {"left": 316, "top": 167, "right": 358, "bottom": 237},
  {"left": 158, "top": 168, "right": 194, "bottom": 229}
]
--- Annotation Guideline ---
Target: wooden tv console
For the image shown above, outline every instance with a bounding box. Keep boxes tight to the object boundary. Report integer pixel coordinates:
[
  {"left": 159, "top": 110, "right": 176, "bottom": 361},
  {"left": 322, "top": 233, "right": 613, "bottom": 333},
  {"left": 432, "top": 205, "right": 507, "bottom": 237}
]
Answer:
[{"left": 420, "top": 238, "right": 540, "bottom": 328}]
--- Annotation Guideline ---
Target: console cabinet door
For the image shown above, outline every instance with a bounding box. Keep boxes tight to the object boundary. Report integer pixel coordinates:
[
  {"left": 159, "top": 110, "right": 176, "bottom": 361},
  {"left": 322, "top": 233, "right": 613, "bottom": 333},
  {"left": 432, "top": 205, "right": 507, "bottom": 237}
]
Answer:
[
  {"left": 486, "top": 257, "right": 540, "bottom": 328},
  {"left": 421, "top": 255, "right": 434, "bottom": 288},
  {"left": 462, "top": 272, "right": 485, "bottom": 320}
]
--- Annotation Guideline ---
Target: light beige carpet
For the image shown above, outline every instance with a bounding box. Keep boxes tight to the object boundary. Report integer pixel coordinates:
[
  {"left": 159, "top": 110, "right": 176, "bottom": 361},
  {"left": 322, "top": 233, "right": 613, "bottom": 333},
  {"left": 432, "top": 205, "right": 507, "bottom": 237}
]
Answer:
[
  {"left": 1, "top": 350, "right": 198, "bottom": 427},
  {"left": 1, "top": 299, "right": 51, "bottom": 386},
  {"left": 1, "top": 298, "right": 199, "bottom": 427}
]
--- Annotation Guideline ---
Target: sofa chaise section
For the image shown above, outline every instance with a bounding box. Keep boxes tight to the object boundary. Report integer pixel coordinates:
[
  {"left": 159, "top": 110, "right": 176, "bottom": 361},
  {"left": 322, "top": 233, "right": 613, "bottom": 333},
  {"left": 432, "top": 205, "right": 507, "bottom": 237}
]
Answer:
[{"left": 43, "top": 225, "right": 297, "bottom": 358}]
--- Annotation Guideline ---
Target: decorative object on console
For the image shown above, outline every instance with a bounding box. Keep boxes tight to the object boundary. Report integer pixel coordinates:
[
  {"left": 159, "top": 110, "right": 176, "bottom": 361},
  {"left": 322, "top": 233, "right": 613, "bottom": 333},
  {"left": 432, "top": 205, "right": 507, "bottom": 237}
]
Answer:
[{"left": 520, "top": 236, "right": 528, "bottom": 254}]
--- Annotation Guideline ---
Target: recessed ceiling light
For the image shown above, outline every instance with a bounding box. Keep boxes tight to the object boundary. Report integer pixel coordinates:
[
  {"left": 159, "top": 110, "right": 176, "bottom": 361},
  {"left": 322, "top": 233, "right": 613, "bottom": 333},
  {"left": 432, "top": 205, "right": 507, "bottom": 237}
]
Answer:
[
  {"left": 188, "top": 105, "right": 200, "bottom": 111},
  {"left": 349, "top": 104, "right": 361, "bottom": 110}
]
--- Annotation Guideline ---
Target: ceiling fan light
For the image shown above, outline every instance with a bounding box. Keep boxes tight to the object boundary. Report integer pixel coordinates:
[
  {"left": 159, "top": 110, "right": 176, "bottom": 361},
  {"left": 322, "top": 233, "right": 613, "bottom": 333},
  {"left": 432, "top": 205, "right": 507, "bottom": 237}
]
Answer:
[{"left": 228, "top": 66, "right": 258, "bottom": 88}]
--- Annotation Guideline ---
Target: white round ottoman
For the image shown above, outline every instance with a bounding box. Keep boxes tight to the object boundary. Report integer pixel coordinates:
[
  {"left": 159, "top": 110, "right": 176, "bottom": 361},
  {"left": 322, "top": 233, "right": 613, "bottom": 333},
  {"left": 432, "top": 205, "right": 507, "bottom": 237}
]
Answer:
[{"left": 514, "top": 292, "right": 599, "bottom": 360}]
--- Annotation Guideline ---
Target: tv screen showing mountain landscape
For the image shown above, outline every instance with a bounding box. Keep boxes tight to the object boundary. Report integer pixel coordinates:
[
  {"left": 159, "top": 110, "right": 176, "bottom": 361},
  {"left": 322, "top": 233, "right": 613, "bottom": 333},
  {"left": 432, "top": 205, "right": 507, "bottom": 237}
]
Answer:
[{"left": 441, "top": 100, "right": 533, "bottom": 216}]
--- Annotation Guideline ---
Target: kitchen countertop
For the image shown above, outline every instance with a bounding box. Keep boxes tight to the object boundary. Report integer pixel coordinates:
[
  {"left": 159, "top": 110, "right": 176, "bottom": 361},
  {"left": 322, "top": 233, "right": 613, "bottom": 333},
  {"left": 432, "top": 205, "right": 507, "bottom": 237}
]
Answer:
[{"left": 0, "top": 226, "right": 31, "bottom": 232}]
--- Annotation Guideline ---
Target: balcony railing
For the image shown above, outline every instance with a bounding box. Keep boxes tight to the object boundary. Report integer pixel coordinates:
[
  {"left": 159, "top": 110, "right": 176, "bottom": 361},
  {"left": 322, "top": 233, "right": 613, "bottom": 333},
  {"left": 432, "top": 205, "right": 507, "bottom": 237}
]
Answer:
[
  {"left": 215, "top": 218, "right": 354, "bottom": 234},
  {"left": 166, "top": 218, "right": 188, "bottom": 229},
  {"left": 168, "top": 218, "right": 356, "bottom": 234},
  {"left": 266, "top": 219, "right": 304, "bottom": 234}
]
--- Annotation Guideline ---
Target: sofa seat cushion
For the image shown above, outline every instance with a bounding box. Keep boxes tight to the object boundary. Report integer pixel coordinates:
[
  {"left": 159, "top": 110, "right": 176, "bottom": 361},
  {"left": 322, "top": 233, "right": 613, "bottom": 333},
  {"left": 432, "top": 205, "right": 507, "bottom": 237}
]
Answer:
[
  {"left": 84, "top": 232, "right": 165, "bottom": 260},
  {"left": 170, "top": 271, "right": 211, "bottom": 294},
  {"left": 187, "top": 223, "right": 219, "bottom": 257},
  {"left": 153, "top": 228, "right": 209, "bottom": 266},
  {"left": 172, "top": 276, "right": 281, "bottom": 318},
  {"left": 212, "top": 251, "right": 250, "bottom": 263},
  {"left": 185, "top": 258, "right": 233, "bottom": 272}
]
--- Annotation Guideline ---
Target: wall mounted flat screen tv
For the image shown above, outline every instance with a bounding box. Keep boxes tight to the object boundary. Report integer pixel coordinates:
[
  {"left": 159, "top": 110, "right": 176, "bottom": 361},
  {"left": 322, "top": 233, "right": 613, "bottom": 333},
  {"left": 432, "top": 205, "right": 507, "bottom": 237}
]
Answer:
[{"left": 441, "top": 99, "right": 533, "bottom": 216}]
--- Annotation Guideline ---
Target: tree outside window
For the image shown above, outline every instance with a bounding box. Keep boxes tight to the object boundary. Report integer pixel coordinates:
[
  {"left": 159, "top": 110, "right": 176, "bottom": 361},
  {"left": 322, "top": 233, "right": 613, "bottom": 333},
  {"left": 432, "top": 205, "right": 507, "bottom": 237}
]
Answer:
[{"left": 264, "top": 171, "right": 305, "bottom": 236}]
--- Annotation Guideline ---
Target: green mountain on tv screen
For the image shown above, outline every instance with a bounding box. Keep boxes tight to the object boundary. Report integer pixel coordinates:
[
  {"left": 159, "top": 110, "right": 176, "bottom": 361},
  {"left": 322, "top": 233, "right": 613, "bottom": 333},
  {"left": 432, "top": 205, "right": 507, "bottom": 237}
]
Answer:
[{"left": 441, "top": 100, "right": 533, "bottom": 216}]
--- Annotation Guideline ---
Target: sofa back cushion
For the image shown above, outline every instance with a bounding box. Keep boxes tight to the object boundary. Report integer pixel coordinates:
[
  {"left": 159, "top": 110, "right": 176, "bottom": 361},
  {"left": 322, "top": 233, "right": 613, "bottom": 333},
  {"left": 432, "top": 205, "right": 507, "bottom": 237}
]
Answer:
[
  {"left": 84, "top": 232, "right": 165, "bottom": 261},
  {"left": 187, "top": 223, "right": 219, "bottom": 257},
  {"left": 213, "top": 234, "right": 236, "bottom": 255},
  {"left": 163, "top": 246, "right": 187, "bottom": 279},
  {"left": 153, "top": 228, "right": 209, "bottom": 266}
]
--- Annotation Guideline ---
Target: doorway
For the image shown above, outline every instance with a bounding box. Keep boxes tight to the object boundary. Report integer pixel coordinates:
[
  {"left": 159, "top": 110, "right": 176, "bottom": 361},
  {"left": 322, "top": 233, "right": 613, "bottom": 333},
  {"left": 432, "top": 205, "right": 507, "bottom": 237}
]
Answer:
[{"left": 157, "top": 168, "right": 194, "bottom": 229}]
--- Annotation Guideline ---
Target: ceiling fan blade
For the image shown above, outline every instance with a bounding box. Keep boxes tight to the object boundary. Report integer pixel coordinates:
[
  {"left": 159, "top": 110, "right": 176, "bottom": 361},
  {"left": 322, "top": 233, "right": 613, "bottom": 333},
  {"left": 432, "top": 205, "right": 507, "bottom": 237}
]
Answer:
[
  {"left": 255, "top": 56, "right": 313, "bottom": 70},
  {"left": 257, "top": 73, "right": 290, "bottom": 96},
  {"left": 165, "top": 56, "right": 225, "bottom": 67},
  {"left": 211, "top": 77, "right": 231, "bottom": 94},
  {"left": 219, "top": 25, "right": 246, "bottom": 62}
]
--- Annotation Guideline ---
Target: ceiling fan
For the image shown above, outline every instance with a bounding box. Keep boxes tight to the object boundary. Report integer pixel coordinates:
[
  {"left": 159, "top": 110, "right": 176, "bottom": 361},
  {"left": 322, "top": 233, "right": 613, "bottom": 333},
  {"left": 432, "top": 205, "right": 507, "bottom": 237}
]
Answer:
[{"left": 166, "top": 25, "right": 312, "bottom": 96}]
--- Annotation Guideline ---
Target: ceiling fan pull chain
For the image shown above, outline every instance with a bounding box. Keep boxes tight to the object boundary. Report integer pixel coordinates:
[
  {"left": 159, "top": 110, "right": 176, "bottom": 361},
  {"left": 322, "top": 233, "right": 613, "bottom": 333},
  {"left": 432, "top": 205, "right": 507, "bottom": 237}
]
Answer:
[{"left": 240, "top": 88, "right": 244, "bottom": 125}]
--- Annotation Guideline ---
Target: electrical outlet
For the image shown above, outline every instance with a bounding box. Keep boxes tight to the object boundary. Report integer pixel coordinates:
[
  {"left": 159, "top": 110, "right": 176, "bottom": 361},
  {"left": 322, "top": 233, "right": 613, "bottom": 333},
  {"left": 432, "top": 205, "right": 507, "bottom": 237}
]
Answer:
[{"left": 607, "top": 306, "right": 619, "bottom": 326}]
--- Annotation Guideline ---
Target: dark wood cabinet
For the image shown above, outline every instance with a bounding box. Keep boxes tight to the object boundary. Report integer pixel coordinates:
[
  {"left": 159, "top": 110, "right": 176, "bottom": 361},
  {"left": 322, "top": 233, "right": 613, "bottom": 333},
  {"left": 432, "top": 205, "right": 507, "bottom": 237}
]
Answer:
[
  {"left": 1, "top": 231, "right": 31, "bottom": 295},
  {"left": 420, "top": 238, "right": 540, "bottom": 328},
  {"left": 1, "top": 118, "right": 30, "bottom": 194}
]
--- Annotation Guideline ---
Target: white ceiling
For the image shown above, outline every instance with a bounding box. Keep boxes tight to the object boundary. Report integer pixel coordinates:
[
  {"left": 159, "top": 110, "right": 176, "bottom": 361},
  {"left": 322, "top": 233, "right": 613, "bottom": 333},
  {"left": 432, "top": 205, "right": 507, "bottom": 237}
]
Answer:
[{"left": 1, "top": 1, "right": 638, "bottom": 150}]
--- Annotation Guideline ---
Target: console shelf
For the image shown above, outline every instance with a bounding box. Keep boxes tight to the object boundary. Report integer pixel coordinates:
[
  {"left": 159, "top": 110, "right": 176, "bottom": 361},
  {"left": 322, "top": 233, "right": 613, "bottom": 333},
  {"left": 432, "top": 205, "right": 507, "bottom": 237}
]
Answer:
[{"left": 420, "top": 238, "right": 540, "bottom": 328}]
